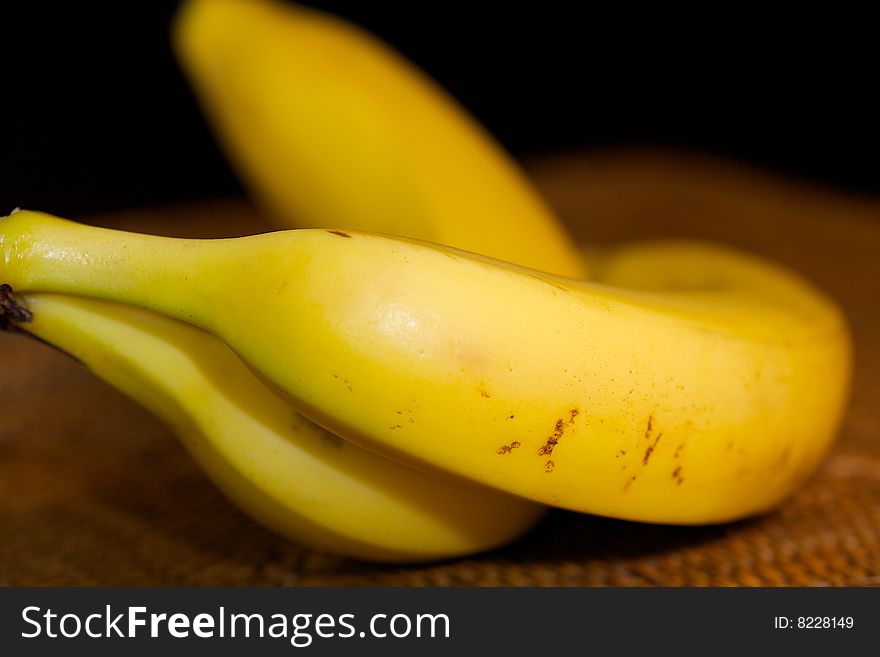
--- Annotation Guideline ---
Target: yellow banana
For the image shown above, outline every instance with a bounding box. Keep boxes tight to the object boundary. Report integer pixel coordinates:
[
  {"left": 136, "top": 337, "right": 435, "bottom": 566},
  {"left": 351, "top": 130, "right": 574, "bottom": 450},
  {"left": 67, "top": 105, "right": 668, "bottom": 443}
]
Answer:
[
  {"left": 4, "top": 0, "right": 580, "bottom": 560},
  {"left": 7, "top": 292, "right": 543, "bottom": 562},
  {"left": 0, "top": 211, "right": 851, "bottom": 523},
  {"left": 173, "top": 0, "right": 587, "bottom": 278}
]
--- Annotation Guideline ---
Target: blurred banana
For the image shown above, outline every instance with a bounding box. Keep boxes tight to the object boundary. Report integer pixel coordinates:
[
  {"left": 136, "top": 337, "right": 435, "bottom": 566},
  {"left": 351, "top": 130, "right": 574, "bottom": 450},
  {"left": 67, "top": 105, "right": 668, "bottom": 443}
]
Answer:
[
  {"left": 11, "top": 292, "right": 541, "bottom": 562},
  {"left": 174, "top": 0, "right": 587, "bottom": 278}
]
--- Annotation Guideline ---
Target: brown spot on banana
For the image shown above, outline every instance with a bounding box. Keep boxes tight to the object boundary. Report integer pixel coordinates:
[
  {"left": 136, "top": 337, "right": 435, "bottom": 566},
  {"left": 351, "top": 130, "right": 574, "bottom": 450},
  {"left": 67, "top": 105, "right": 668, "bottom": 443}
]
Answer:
[{"left": 497, "top": 441, "right": 521, "bottom": 455}]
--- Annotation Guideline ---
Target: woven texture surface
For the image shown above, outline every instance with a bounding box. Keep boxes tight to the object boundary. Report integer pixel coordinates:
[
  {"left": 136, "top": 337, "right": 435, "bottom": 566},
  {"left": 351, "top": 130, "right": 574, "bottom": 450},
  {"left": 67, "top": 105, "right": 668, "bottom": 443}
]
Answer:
[{"left": 2, "top": 151, "right": 878, "bottom": 586}]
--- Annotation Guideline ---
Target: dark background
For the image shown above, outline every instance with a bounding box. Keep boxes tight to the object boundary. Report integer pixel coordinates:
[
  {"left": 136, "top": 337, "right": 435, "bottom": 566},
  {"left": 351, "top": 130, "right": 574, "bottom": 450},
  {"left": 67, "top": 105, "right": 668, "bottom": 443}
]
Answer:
[{"left": 2, "top": 1, "right": 878, "bottom": 216}]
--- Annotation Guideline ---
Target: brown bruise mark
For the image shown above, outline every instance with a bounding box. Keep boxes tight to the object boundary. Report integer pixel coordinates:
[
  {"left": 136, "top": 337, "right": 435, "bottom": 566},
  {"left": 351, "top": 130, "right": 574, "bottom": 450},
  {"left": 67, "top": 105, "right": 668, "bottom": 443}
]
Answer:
[
  {"left": 327, "top": 230, "right": 351, "bottom": 238},
  {"left": 508, "top": 414, "right": 515, "bottom": 420},
  {"left": 497, "top": 441, "right": 522, "bottom": 455},
  {"left": 672, "top": 466, "right": 684, "bottom": 485},
  {"left": 544, "top": 460, "right": 555, "bottom": 473},
  {"left": 537, "top": 409, "right": 580, "bottom": 457},
  {"left": 641, "top": 414, "right": 663, "bottom": 465},
  {"left": 623, "top": 475, "right": 637, "bottom": 492},
  {"left": 643, "top": 432, "right": 663, "bottom": 465},
  {"left": 538, "top": 419, "right": 566, "bottom": 456},
  {"left": 478, "top": 383, "right": 492, "bottom": 398},
  {"left": 389, "top": 425, "right": 402, "bottom": 430},
  {"left": 616, "top": 450, "right": 626, "bottom": 458},
  {"left": 674, "top": 443, "right": 685, "bottom": 459}
]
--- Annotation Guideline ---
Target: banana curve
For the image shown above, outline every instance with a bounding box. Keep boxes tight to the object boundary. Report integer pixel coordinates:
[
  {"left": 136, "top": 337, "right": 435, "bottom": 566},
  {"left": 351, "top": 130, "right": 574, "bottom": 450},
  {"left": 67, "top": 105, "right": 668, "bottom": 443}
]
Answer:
[
  {"left": 0, "top": 212, "right": 852, "bottom": 524},
  {"left": 9, "top": 293, "right": 544, "bottom": 563}
]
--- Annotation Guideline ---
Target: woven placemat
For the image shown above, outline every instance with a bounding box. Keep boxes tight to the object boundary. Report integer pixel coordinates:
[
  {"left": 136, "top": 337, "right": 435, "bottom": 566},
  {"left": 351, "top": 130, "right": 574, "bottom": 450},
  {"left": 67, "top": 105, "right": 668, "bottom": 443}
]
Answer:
[{"left": 2, "top": 150, "right": 878, "bottom": 586}]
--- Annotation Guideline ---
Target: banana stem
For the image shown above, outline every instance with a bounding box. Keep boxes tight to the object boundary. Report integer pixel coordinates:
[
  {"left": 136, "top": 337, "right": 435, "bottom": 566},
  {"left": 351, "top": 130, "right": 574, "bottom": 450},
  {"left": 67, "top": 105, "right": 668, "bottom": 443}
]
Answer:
[
  {"left": 0, "top": 283, "right": 32, "bottom": 333},
  {"left": 0, "top": 283, "right": 86, "bottom": 361},
  {"left": 0, "top": 212, "right": 224, "bottom": 329}
]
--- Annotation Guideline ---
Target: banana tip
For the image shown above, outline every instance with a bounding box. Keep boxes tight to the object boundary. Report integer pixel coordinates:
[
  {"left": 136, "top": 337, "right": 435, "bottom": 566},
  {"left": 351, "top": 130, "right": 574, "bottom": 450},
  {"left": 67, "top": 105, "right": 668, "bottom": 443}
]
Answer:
[{"left": 0, "top": 283, "right": 32, "bottom": 329}]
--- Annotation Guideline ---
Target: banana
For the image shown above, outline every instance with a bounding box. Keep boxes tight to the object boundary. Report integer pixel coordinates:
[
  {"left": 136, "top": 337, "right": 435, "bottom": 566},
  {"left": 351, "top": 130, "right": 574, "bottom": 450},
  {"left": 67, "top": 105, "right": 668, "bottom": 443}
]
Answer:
[
  {"left": 0, "top": 211, "right": 851, "bottom": 523},
  {"left": 173, "top": 0, "right": 587, "bottom": 278},
  {"left": 4, "top": 0, "right": 580, "bottom": 559},
  {"left": 4, "top": 292, "right": 543, "bottom": 562}
]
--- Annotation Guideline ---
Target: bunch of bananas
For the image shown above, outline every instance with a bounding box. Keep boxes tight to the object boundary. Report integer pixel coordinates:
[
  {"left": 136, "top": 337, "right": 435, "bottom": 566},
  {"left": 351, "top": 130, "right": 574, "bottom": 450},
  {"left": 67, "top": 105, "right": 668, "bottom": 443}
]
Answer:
[{"left": 0, "top": 0, "right": 851, "bottom": 563}]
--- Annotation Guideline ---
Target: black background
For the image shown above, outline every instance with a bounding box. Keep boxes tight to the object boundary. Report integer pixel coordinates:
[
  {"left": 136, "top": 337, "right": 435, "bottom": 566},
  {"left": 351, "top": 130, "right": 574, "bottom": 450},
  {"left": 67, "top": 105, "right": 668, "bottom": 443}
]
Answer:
[{"left": 2, "top": 1, "right": 878, "bottom": 216}]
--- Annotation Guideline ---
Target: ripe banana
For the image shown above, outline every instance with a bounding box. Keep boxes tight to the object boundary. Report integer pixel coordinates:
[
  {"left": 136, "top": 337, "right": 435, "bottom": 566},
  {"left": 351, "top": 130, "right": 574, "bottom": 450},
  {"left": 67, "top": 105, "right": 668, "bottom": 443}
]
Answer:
[
  {"left": 6, "top": 292, "right": 543, "bottom": 562},
  {"left": 6, "top": 0, "right": 583, "bottom": 560},
  {"left": 0, "top": 211, "right": 851, "bottom": 523},
  {"left": 173, "top": 0, "right": 587, "bottom": 278}
]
